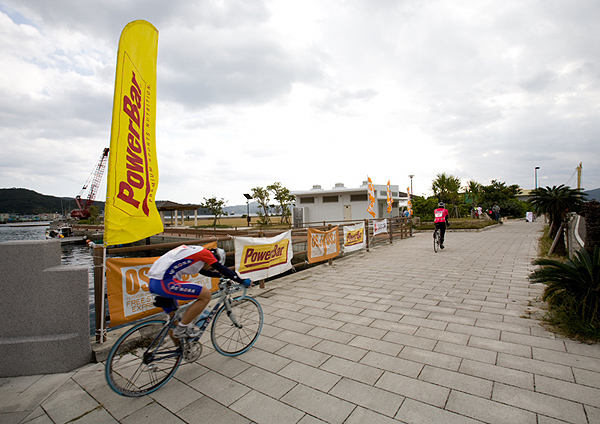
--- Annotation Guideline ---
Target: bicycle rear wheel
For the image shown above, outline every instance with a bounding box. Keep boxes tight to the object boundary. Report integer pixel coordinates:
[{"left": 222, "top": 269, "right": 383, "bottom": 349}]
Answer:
[
  {"left": 105, "top": 320, "right": 183, "bottom": 397},
  {"left": 433, "top": 229, "right": 439, "bottom": 253},
  {"left": 211, "top": 296, "right": 263, "bottom": 356}
]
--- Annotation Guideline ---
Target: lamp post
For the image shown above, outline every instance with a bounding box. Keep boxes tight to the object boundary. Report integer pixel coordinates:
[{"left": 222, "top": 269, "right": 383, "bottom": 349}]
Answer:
[
  {"left": 243, "top": 193, "right": 252, "bottom": 226},
  {"left": 408, "top": 175, "right": 414, "bottom": 196},
  {"left": 534, "top": 167, "right": 540, "bottom": 189}
]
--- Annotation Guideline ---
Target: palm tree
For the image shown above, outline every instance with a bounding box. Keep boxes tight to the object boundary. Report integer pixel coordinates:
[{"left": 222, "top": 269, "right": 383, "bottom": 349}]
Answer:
[
  {"left": 529, "top": 185, "right": 587, "bottom": 255},
  {"left": 431, "top": 173, "right": 461, "bottom": 206},
  {"left": 530, "top": 247, "right": 600, "bottom": 335}
]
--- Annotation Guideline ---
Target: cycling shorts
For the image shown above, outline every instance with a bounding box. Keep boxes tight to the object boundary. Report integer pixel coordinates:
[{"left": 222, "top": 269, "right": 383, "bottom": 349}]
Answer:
[{"left": 149, "top": 278, "right": 205, "bottom": 301}]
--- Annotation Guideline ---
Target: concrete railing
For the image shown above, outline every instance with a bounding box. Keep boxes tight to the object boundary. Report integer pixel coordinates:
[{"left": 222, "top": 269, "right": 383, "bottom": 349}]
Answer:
[{"left": 0, "top": 239, "right": 91, "bottom": 377}]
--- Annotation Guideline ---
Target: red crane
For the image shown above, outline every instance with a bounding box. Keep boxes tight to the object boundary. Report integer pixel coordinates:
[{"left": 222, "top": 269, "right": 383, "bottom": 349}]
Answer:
[{"left": 71, "top": 148, "right": 110, "bottom": 219}]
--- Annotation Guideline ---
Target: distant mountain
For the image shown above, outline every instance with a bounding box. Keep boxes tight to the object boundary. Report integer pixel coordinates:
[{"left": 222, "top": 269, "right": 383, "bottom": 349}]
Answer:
[
  {"left": 0, "top": 188, "right": 260, "bottom": 216},
  {"left": 0, "top": 188, "right": 81, "bottom": 215},
  {"left": 585, "top": 188, "right": 600, "bottom": 201}
]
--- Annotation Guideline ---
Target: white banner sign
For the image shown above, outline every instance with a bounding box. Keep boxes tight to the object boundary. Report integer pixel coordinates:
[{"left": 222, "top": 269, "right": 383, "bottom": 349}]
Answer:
[
  {"left": 235, "top": 230, "right": 293, "bottom": 281},
  {"left": 373, "top": 219, "right": 388, "bottom": 236},
  {"left": 343, "top": 222, "right": 366, "bottom": 253}
]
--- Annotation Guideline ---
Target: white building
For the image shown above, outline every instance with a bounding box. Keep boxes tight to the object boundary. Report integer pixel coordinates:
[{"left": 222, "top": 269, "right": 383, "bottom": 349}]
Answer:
[{"left": 292, "top": 182, "right": 408, "bottom": 226}]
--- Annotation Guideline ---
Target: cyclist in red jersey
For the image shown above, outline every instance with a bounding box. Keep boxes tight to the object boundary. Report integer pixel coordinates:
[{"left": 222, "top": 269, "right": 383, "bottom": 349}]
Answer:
[{"left": 434, "top": 202, "right": 450, "bottom": 249}]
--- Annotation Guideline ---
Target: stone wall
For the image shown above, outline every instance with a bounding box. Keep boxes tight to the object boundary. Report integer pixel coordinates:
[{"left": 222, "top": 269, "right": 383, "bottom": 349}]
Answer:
[{"left": 0, "top": 239, "right": 91, "bottom": 377}]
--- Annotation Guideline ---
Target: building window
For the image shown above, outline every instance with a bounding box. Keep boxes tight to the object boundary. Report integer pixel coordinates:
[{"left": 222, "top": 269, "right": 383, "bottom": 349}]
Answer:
[
  {"left": 350, "top": 194, "right": 368, "bottom": 201},
  {"left": 300, "top": 197, "right": 315, "bottom": 204},
  {"left": 323, "top": 195, "right": 338, "bottom": 203}
]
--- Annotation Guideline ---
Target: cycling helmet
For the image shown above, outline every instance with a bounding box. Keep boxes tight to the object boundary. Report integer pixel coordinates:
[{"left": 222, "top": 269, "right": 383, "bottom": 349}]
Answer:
[
  {"left": 210, "top": 248, "right": 226, "bottom": 266},
  {"left": 438, "top": 202, "right": 445, "bottom": 208}
]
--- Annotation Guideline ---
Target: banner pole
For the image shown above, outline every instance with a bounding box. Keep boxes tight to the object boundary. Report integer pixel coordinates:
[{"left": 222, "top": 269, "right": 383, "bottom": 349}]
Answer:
[{"left": 99, "top": 247, "right": 107, "bottom": 343}]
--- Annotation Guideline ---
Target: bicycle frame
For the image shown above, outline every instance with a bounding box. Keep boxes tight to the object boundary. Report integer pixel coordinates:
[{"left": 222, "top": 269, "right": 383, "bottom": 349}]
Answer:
[{"left": 142, "top": 279, "right": 247, "bottom": 365}]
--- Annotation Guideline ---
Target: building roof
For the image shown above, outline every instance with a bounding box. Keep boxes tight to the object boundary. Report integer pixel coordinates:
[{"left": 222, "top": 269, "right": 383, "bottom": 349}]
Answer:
[{"left": 155, "top": 201, "right": 200, "bottom": 211}]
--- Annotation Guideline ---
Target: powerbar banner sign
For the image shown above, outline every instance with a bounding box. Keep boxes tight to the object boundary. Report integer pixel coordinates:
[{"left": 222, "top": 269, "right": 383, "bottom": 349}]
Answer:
[
  {"left": 387, "top": 181, "right": 393, "bottom": 213},
  {"left": 105, "top": 242, "right": 218, "bottom": 327},
  {"left": 235, "top": 231, "right": 293, "bottom": 280},
  {"left": 343, "top": 222, "right": 366, "bottom": 252},
  {"left": 105, "top": 20, "right": 163, "bottom": 246},
  {"left": 307, "top": 227, "right": 340, "bottom": 264},
  {"left": 373, "top": 219, "right": 388, "bottom": 236}
]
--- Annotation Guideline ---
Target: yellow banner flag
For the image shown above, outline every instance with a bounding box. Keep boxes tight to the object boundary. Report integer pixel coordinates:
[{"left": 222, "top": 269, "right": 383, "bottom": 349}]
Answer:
[
  {"left": 386, "top": 180, "right": 392, "bottom": 213},
  {"left": 367, "top": 177, "right": 376, "bottom": 218},
  {"left": 105, "top": 20, "right": 163, "bottom": 246}
]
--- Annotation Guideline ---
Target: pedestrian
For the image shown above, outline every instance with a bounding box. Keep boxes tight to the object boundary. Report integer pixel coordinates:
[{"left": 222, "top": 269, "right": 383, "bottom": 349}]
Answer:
[{"left": 492, "top": 203, "right": 501, "bottom": 222}]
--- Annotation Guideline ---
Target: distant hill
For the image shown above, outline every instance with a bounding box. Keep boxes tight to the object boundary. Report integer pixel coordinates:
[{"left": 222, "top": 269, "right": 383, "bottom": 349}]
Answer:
[
  {"left": 0, "top": 187, "right": 260, "bottom": 216},
  {"left": 0, "top": 188, "right": 81, "bottom": 215},
  {"left": 585, "top": 188, "right": 600, "bottom": 201}
]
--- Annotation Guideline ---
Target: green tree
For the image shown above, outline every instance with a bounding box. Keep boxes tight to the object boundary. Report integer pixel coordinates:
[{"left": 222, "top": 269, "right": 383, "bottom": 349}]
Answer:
[
  {"left": 528, "top": 185, "right": 587, "bottom": 255},
  {"left": 268, "top": 182, "right": 295, "bottom": 224},
  {"left": 464, "top": 180, "right": 482, "bottom": 205},
  {"left": 479, "top": 180, "right": 524, "bottom": 218},
  {"left": 251, "top": 186, "right": 271, "bottom": 225},
  {"left": 431, "top": 173, "right": 461, "bottom": 207},
  {"left": 411, "top": 196, "right": 439, "bottom": 221},
  {"left": 200, "top": 196, "right": 227, "bottom": 226}
]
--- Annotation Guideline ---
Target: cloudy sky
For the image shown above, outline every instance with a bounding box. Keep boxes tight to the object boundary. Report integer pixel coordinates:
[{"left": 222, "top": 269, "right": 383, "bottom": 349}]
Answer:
[{"left": 1, "top": 0, "right": 598, "bottom": 207}]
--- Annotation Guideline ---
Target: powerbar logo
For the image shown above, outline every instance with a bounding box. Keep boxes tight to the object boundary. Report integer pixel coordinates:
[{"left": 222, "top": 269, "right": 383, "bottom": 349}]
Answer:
[
  {"left": 239, "top": 240, "right": 289, "bottom": 274},
  {"left": 345, "top": 228, "right": 364, "bottom": 246},
  {"left": 115, "top": 55, "right": 155, "bottom": 216}
]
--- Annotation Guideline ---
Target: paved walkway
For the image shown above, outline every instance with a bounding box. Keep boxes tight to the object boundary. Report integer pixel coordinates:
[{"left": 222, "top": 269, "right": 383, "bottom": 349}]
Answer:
[{"left": 2, "top": 220, "right": 600, "bottom": 424}]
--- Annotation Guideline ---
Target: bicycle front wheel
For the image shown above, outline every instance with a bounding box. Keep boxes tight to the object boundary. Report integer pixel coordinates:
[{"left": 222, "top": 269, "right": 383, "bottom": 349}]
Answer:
[
  {"left": 433, "top": 230, "right": 439, "bottom": 253},
  {"left": 105, "top": 320, "right": 183, "bottom": 397},
  {"left": 211, "top": 296, "right": 263, "bottom": 356}
]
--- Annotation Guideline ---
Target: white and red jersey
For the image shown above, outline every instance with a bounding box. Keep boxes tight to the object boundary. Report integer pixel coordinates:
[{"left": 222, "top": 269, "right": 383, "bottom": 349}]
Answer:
[
  {"left": 434, "top": 208, "right": 449, "bottom": 224},
  {"left": 148, "top": 245, "right": 217, "bottom": 281}
]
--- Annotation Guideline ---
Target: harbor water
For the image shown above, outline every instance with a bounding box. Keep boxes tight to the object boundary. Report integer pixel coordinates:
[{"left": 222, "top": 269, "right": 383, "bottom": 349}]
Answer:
[{"left": 0, "top": 223, "right": 95, "bottom": 334}]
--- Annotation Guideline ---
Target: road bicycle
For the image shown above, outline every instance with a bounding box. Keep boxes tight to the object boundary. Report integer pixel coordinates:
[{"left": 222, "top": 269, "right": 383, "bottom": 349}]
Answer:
[
  {"left": 433, "top": 227, "right": 441, "bottom": 253},
  {"left": 105, "top": 278, "right": 263, "bottom": 397}
]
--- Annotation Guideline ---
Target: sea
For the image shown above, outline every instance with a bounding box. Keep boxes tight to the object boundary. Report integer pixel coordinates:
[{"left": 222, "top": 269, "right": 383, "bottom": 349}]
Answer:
[{"left": 0, "top": 222, "right": 96, "bottom": 334}]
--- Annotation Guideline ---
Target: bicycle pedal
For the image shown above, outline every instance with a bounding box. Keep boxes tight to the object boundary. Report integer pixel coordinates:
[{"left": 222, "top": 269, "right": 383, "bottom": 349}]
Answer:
[{"left": 183, "top": 341, "right": 202, "bottom": 362}]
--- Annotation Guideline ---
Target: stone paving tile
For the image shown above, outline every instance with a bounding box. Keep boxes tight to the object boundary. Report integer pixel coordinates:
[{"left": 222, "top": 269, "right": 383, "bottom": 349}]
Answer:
[
  {"left": 234, "top": 366, "right": 297, "bottom": 399},
  {"left": 359, "top": 351, "right": 423, "bottom": 378},
  {"left": 418, "top": 365, "right": 493, "bottom": 398},
  {"left": 313, "top": 339, "right": 368, "bottom": 362},
  {"left": 396, "top": 398, "right": 481, "bottom": 424},
  {"left": 500, "top": 331, "right": 567, "bottom": 352},
  {"left": 445, "top": 390, "right": 536, "bottom": 424},
  {"left": 230, "top": 389, "right": 305, "bottom": 424},
  {"left": 458, "top": 358, "right": 534, "bottom": 390},
  {"left": 344, "top": 406, "right": 403, "bottom": 424},
  {"left": 467, "top": 335, "right": 532, "bottom": 358},
  {"left": 496, "top": 352, "right": 575, "bottom": 381},
  {"left": 280, "top": 384, "right": 356, "bottom": 424},
  {"left": 41, "top": 378, "right": 101, "bottom": 424},
  {"left": 320, "top": 356, "right": 384, "bottom": 385},
  {"left": 434, "top": 340, "right": 498, "bottom": 364},
  {"left": 534, "top": 374, "right": 600, "bottom": 408},
  {"left": 188, "top": 370, "right": 250, "bottom": 406},
  {"left": 399, "top": 346, "right": 462, "bottom": 371},
  {"left": 119, "top": 401, "right": 186, "bottom": 424},
  {"left": 492, "top": 382, "right": 588, "bottom": 424},
  {"left": 533, "top": 346, "right": 600, "bottom": 373},
  {"left": 376, "top": 371, "right": 450, "bottom": 408},
  {"left": 572, "top": 367, "right": 600, "bottom": 390},
  {"left": 278, "top": 361, "right": 342, "bottom": 393},
  {"left": 275, "top": 343, "right": 331, "bottom": 368},
  {"left": 348, "top": 335, "right": 403, "bottom": 356},
  {"left": 148, "top": 377, "right": 203, "bottom": 413},
  {"left": 329, "top": 377, "right": 404, "bottom": 417},
  {"left": 273, "top": 329, "right": 323, "bottom": 349}
]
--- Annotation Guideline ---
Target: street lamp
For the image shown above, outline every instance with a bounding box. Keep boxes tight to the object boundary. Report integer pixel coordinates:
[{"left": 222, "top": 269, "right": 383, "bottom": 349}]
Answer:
[
  {"left": 534, "top": 167, "right": 540, "bottom": 189},
  {"left": 243, "top": 193, "right": 252, "bottom": 226},
  {"left": 408, "top": 175, "right": 414, "bottom": 196}
]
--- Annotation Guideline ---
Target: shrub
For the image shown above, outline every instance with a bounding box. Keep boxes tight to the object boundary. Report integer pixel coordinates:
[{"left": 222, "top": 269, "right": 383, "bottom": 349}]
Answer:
[{"left": 530, "top": 247, "right": 600, "bottom": 340}]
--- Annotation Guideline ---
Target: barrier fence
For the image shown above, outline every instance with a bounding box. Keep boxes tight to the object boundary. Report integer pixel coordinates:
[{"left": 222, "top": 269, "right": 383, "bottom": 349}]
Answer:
[{"left": 81, "top": 217, "right": 413, "bottom": 342}]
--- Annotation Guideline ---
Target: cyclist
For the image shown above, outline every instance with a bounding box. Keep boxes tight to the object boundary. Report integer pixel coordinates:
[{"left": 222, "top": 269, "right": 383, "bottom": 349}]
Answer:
[
  {"left": 434, "top": 202, "right": 450, "bottom": 249},
  {"left": 148, "top": 245, "right": 250, "bottom": 338}
]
